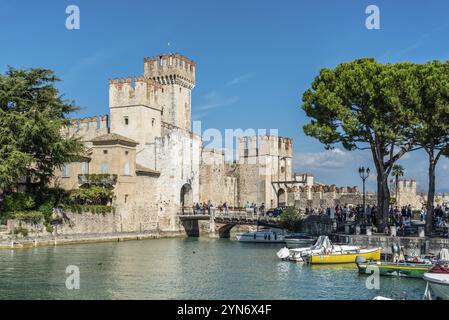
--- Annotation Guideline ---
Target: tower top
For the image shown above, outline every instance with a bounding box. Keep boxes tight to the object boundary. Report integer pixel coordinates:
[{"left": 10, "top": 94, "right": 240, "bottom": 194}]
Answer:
[{"left": 144, "top": 53, "right": 196, "bottom": 88}]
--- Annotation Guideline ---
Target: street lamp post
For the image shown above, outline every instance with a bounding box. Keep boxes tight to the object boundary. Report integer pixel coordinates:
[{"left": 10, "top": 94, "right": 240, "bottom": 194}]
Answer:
[{"left": 359, "top": 166, "right": 370, "bottom": 223}]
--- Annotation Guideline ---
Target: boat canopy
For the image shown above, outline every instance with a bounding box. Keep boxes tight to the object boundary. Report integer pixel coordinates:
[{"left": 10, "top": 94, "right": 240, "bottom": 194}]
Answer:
[{"left": 310, "top": 236, "right": 333, "bottom": 251}]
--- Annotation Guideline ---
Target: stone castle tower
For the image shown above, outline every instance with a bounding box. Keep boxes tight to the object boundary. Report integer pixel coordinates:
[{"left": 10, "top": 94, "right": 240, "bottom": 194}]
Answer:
[
  {"left": 237, "top": 135, "right": 293, "bottom": 208},
  {"left": 144, "top": 54, "right": 196, "bottom": 131},
  {"left": 390, "top": 178, "right": 419, "bottom": 208},
  {"left": 109, "top": 77, "right": 163, "bottom": 151},
  {"left": 109, "top": 54, "right": 196, "bottom": 152}
]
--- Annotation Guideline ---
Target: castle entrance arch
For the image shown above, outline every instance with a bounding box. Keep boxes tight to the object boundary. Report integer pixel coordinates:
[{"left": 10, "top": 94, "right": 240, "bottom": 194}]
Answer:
[
  {"left": 277, "top": 188, "right": 286, "bottom": 207},
  {"left": 180, "top": 183, "right": 193, "bottom": 214}
]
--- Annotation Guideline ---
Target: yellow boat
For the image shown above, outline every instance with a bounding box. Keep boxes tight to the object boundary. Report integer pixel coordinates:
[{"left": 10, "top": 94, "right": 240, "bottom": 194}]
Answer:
[{"left": 308, "top": 247, "right": 381, "bottom": 264}]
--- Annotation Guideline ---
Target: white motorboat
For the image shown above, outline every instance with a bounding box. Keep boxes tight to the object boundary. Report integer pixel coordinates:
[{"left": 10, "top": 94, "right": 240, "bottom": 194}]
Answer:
[
  {"left": 236, "top": 228, "right": 286, "bottom": 243},
  {"left": 423, "top": 272, "right": 449, "bottom": 300},
  {"left": 276, "top": 236, "right": 360, "bottom": 262},
  {"left": 423, "top": 249, "right": 449, "bottom": 300}
]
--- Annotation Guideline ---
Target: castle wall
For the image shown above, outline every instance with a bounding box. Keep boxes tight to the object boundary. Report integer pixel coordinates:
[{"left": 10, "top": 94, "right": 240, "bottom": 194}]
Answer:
[
  {"left": 153, "top": 129, "right": 201, "bottom": 231},
  {"left": 113, "top": 174, "right": 160, "bottom": 233},
  {"left": 234, "top": 164, "right": 264, "bottom": 207},
  {"left": 199, "top": 149, "right": 237, "bottom": 207}
]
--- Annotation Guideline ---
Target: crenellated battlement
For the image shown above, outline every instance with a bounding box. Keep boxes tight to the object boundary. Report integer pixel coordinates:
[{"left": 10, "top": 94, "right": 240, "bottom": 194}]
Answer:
[
  {"left": 393, "top": 178, "right": 417, "bottom": 193},
  {"left": 290, "top": 185, "right": 359, "bottom": 194},
  {"left": 65, "top": 115, "right": 109, "bottom": 142},
  {"left": 144, "top": 53, "right": 196, "bottom": 88},
  {"left": 238, "top": 135, "right": 293, "bottom": 158},
  {"left": 109, "top": 76, "right": 162, "bottom": 109}
]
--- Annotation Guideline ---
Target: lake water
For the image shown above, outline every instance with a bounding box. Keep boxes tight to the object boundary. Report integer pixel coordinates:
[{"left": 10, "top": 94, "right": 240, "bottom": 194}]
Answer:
[{"left": 0, "top": 237, "right": 426, "bottom": 300}]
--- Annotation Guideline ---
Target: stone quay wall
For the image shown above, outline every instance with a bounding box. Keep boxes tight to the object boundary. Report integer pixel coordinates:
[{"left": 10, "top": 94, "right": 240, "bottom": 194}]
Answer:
[
  {"left": 7, "top": 211, "right": 121, "bottom": 237},
  {"left": 332, "top": 234, "right": 449, "bottom": 256}
]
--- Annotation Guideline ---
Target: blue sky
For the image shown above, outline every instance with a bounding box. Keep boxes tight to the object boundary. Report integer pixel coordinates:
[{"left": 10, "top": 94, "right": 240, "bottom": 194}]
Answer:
[{"left": 1, "top": 0, "right": 449, "bottom": 192}]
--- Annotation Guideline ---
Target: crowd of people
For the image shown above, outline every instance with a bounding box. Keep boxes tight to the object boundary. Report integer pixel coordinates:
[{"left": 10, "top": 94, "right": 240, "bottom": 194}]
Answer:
[
  {"left": 192, "top": 201, "right": 268, "bottom": 216},
  {"left": 190, "top": 199, "right": 449, "bottom": 233},
  {"left": 303, "top": 202, "right": 449, "bottom": 234},
  {"left": 303, "top": 204, "right": 378, "bottom": 226}
]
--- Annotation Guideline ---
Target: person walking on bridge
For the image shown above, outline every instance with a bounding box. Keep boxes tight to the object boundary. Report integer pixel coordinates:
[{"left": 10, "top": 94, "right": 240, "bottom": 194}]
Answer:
[{"left": 223, "top": 202, "right": 228, "bottom": 215}]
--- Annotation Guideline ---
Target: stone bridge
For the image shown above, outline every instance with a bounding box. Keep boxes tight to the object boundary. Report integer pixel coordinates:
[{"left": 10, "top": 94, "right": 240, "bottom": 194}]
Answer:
[{"left": 177, "top": 210, "right": 281, "bottom": 238}]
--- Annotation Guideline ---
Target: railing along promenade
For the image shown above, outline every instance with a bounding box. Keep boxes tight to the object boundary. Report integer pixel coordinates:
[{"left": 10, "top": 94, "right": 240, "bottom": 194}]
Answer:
[{"left": 178, "top": 207, "right": 280, "bottom": 225}]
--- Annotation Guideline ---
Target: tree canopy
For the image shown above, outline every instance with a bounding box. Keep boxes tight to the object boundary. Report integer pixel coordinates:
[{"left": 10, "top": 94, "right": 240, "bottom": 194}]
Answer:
[
  {"left": 405, "top": 61, "right": 449, "bottom": 234},
  {"left": 302, "top": 59, "right": 421, "bottom": 231},
  {"left": 0, "top": 67, "right": 83, "bottom": 192}
]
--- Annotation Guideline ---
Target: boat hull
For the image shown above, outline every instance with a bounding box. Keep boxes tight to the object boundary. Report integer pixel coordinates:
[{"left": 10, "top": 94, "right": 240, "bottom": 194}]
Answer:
[
  {"left": 309, "top": 248, "right": 381, "bottom": 264},
  {"left": 424, "top": 273, "right": 449, "bottom": 300},
  {"left": 428, "top": 282, "right": 449, "bottom": 300},
  {"left": 357, "top": 262, "right": 431, "bottom": 278}
]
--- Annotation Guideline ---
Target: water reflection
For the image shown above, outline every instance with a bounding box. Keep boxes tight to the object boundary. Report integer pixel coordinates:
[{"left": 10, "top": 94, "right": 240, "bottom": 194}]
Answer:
[{"left": 0, "top": 238, "right": 426, "bottom": 300}]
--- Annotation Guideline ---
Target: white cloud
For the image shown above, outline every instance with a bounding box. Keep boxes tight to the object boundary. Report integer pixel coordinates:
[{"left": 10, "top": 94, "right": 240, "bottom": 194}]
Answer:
[
  {"left": 225, "top": 73, "right": 252, "bottom": 87},
  {"left": 294, "top": 148, "right": 361, "bottom": 171},
  {"left": 196, "top": 96, "right": 239, "bottom": 111}
]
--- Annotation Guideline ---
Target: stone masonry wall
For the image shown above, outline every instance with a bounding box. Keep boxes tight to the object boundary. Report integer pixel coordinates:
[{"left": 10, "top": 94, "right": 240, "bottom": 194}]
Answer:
[{"left": 7, "top": 211, "right": 119, "bottom": 237}]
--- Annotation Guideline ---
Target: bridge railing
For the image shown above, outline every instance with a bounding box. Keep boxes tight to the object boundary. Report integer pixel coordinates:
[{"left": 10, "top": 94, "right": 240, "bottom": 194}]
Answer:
[{"left": 179, "top": 207, "right": 281, "bottom": 222}]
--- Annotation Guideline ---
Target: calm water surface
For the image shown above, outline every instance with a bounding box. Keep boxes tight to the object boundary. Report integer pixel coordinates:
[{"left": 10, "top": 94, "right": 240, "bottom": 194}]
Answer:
[{"left": 0, "top": 238, "right": 426, "bottom": 300}]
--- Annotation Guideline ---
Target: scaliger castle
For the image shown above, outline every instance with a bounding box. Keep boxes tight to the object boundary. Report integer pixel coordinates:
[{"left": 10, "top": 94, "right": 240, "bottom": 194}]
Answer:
[{"left": 53, "top": 53, "right": 449, "bottom": 234}]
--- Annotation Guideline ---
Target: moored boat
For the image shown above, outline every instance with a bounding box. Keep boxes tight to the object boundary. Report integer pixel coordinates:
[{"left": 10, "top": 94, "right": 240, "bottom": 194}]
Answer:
[
  {"left": 276, "top": 236, "right": 360, "bottom": 262},
  {"left": 356, "top": 259, "right": 432, "bottom": 278},
  {"left": 423, "top": 264, "right": 449, "bottom": 300},
  {"left": 307, "top": 247, "right": 381, "bottom": 264}
]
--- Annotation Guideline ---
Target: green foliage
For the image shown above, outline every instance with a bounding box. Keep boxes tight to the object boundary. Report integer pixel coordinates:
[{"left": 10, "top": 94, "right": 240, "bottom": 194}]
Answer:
[
  {"left": 0, "top": 212, "right": 14, "bottom": 225},
  {"left": 14, "top": 211, "right": 44, "bottom": 224},
  {"left": 12, "top": 226, "right": 29, "bottom": 237},
  {"left": 403, "top": 61, "right": 449, "bottom": 234},
  {"left": 279, "top": 207, "right": 303, "bottom": 232},
  {"left": 391, "top": 165, "right": 405, "bottom": 178},
  {"left": 69, "top": 186, "right": 113, "bottom": 205},
  {"left": 0, "top": 67, "right": 84, "bottom": 192},
  {"left": 45, "top": 224, "right": 54, "bottom": 233},
  {"left": 4, "top": 192, "right": 35, "bottom": 212},
  {"left": 36, "top": 187, "right": 70, "bottom": 208},
  {"left": 301, "top": 59, "right": 421, "bottom": 231},
  {"left": 0, "top": 187, "right": 69, "bottom": 228}
]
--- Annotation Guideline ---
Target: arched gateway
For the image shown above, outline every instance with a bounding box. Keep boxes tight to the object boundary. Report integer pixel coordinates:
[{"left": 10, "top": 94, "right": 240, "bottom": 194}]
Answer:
[
  {"left": 180, "top": 183, "right": 193, "bottom": 214},
  {"left": 277, "top": 188, "right": 286, "bottom": 207}
]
